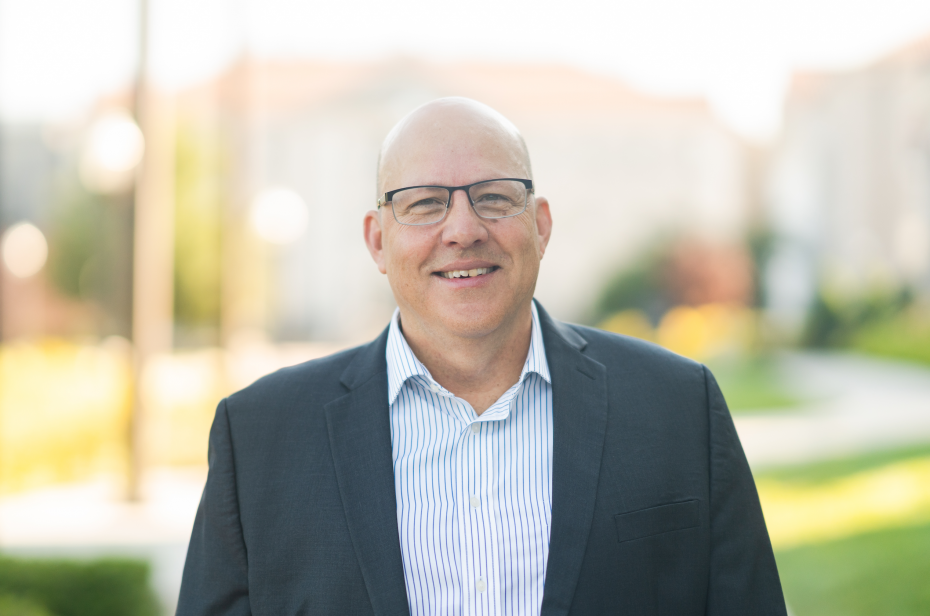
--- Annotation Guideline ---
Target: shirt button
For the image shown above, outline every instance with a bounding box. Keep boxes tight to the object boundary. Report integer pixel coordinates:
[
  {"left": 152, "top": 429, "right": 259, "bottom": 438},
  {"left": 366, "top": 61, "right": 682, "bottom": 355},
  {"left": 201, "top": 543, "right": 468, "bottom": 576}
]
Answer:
[
  {"left": 470, "top": 495, "right": 480, "bottom": 509},
  {"left": 429, "top": 383, "right": 441, "bottom": 393},
  {"left": 476, "top": 577, "right": 486, "bottom": 593},
  {"left": 470, "top": 423, "right": 480, "bottom": 434}
]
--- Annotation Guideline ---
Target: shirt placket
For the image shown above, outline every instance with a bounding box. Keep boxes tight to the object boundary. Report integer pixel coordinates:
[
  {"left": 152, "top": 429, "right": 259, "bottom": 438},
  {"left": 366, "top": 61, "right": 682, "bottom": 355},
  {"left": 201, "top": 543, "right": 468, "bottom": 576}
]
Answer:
[{"left": 456, "top": 405, "right": 502, "bottom": 615}]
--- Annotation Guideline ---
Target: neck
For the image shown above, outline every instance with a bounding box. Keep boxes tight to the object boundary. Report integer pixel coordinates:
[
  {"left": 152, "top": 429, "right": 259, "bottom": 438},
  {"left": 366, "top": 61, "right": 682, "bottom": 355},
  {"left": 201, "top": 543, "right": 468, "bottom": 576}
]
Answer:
[{"left": 398, "top": 303, "right": 534, "bottom": 415}]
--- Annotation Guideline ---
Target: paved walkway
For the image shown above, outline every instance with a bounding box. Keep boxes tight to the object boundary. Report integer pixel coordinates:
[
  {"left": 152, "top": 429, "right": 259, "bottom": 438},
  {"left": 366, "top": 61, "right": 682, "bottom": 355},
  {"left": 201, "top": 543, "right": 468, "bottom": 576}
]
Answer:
[
  {"left": 0, "top": 470, "right": 203, "bottom": 615},
  {"left": 735, "top": 352, "right": 930, "bottom": 469}
]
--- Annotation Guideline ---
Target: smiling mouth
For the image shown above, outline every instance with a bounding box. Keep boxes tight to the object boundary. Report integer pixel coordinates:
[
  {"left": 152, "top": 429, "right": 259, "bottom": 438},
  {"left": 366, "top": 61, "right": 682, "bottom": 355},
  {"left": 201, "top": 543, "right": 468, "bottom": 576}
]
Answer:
[{"left": 435, "top": 266, "right": 499, "bottom": 279}]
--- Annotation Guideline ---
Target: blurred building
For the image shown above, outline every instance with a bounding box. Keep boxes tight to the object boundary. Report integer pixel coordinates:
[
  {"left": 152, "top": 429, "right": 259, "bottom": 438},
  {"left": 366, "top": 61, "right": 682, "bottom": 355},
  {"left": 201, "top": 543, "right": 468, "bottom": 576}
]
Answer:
[
  {"left": 0, "top": 124, "right": 94, "bottom": 340},
  {"left": 0, "top": 124, "right": 59, "bottom": 227},
  {"left": 0, "top": 118, "right": 135, "bottom": 341},
  {"left": 767, "top": 35, "right": 930, "bottom": 332},
  {"left": 180, "top": 58, "right": 750, "bottom": 342}
]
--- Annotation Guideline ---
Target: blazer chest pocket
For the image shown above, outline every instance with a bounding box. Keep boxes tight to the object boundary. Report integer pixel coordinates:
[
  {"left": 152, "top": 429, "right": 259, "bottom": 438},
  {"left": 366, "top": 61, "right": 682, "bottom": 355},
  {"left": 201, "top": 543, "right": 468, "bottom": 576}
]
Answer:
[{"left": 614, "top": 499, "right": 699, "bottom": 543}]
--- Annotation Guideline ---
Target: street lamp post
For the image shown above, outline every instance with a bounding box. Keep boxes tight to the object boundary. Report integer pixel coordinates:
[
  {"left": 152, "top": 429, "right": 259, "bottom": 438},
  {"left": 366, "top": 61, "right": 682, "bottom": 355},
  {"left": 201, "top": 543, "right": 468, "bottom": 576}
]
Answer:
[{"left": 127, "top": 0, "right": 176, "bottom": 501}]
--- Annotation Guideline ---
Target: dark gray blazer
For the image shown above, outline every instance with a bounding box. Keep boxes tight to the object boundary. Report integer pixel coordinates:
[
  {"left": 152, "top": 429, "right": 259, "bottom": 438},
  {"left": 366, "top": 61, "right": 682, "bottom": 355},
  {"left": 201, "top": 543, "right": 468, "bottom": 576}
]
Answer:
[{"left": 177, "top": 302, "right": 786, "bottom": 615}]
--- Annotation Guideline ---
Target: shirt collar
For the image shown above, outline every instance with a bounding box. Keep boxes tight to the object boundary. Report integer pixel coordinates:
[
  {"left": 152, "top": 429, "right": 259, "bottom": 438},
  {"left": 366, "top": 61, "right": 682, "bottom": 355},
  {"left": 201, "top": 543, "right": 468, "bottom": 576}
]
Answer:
[{"left": 386, "top": 302, "right": 551, "bottom": 405}]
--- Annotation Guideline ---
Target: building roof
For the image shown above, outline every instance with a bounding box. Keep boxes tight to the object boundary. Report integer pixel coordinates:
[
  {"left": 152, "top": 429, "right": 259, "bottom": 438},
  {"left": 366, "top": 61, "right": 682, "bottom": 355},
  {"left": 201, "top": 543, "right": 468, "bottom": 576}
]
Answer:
[{"left": 178, "top": 56, "right": 714, "bottom": 123}]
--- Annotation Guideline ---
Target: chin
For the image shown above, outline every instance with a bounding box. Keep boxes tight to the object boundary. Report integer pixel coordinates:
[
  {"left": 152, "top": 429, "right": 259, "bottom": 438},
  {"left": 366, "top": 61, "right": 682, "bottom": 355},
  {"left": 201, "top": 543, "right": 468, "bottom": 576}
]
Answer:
[
  {"left": 438, "top": 302, "right": 513, "bottom": 338},
  {"left": 435, "top": 304, "right": 509, "bottom": 339}
]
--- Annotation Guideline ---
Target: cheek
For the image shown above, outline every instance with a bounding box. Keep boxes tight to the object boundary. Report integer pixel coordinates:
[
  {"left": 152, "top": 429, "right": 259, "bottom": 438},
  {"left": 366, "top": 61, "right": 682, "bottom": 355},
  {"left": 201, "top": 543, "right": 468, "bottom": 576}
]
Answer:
[
  {"left": 508, "top": 219, "right": 542, "bottom": 262},
  {"left": 383, "top": 229, "right": 433, "bottom": 280}
]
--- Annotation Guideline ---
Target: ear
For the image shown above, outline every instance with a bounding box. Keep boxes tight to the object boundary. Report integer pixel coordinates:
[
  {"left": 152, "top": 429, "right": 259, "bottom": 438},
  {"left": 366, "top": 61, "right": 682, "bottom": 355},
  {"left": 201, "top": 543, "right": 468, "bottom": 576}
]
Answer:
[
  {"left": 533, "top": 195, "right": 553, "bottom": 259},
  {"left": 363, "top": 209, "right": 388, "bottom": 274}
]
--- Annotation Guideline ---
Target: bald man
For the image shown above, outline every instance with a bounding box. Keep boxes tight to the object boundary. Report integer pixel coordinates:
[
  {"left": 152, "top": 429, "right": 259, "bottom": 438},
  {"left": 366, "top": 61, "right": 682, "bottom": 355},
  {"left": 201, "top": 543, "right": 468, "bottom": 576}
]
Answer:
[{"left": 177, "top": 98, "right": 787, "bottom": 616}]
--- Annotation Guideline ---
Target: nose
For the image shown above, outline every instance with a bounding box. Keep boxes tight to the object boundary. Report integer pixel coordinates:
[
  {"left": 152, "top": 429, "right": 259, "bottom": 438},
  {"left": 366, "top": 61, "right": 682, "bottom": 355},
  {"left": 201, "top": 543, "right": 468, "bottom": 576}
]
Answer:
[{"left": 440, "top": 188, "right": 488, "bottom": 248}]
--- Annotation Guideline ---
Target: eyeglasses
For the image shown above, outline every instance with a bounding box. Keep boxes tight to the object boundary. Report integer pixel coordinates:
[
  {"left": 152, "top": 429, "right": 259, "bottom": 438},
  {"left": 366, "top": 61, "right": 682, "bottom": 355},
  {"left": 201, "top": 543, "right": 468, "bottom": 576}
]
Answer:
[{"left": 377, "top": 178, "right": 534, "bottom": 226}]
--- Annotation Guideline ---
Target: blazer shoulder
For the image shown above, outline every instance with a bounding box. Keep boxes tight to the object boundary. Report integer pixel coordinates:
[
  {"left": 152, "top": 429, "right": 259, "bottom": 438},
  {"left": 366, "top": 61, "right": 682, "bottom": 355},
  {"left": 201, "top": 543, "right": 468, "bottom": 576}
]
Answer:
[
  {"left": 565, "top": 322, "right": 704, "bottom": 378},
  {"left": 562, "top": 323, "right": 713, "bottom": 429}
]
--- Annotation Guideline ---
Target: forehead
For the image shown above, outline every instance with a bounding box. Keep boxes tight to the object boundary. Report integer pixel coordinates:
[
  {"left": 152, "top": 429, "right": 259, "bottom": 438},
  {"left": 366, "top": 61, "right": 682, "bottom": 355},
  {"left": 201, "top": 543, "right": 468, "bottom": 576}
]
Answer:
[{"left": 379, "top": 105, "right": 529, "bottom": 192}]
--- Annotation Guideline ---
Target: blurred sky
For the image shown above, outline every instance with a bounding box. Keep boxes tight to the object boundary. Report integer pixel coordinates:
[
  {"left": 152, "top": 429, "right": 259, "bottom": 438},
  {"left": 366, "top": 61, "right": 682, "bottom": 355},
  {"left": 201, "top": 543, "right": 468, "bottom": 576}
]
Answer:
[{"left": 2, "top": 0, "right": 930, "bottom": 140}]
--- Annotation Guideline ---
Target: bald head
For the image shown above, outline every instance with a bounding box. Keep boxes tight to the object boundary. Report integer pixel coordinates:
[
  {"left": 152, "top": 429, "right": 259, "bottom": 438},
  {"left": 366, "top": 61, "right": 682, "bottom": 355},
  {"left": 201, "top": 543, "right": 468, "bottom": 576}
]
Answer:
[
  {"left": 363, "top": 96, "right": 553, "bottom": 352},
  {"left": 377, "top": 97, "right": 532, "bottom": 196}
]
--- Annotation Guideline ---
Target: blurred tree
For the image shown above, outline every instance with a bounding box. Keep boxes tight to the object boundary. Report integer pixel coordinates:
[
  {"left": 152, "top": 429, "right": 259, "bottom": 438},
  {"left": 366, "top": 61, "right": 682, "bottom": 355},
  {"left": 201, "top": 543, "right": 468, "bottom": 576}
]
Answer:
[
  {"left": 592, "top": 240, "right": 671, "bottom": 326},
  {"left": 47, "top": 190, "right": 107, "bottom": 299},
  {"left": 172, "top": 125, "right": 223, "bottom": 346},
  {"left": 747, "top": 227, "right": 776, "bottom": 309},
  {"left": 852, "top": 303, "right": 930, "bottom": 365},
  {"left": 803, "top": 285, "right": 913, "bottom": 348},
  {"left": 593, "top": 236, "right": 756, "bottom": 326},
  {"left": 46, "top": 185, "right": 134, "bottom": 338},
  {"left": 662, "top": 240, "right": 753, "bottom": 307},
  {"left": 594, "top": 252, "right": 669, "bottom": 325}
]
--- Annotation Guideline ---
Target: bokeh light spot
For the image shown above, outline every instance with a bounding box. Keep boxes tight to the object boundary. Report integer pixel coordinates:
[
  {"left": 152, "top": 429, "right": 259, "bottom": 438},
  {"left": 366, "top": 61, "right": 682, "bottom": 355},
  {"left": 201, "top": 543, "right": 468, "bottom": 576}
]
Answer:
[
  {"left": 79, "top": 109, "right": 145, "bottom": 194},
  {"left": 249, "top": 187, "right": 310, "bottom": 245},
  {"left": 1, "top": 222, "right": 49, "bottom": 278}
]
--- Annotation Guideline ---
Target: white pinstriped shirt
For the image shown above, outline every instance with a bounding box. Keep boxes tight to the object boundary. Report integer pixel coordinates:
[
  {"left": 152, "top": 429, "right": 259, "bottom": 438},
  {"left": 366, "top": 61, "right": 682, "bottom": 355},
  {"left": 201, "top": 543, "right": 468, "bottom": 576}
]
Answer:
[{"left": 386, "top": 303, "right": 553, "bottom": 616}]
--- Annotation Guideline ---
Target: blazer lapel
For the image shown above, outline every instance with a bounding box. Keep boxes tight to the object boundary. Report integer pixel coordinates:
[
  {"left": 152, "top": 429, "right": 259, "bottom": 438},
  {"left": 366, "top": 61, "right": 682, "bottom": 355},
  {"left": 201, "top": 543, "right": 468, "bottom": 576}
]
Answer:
[
  {"left": 324, "top": 329, "right": 410, "bottom": 615},
  {"left": 537, "top": 303, "right": 610, "bottom": 616}
]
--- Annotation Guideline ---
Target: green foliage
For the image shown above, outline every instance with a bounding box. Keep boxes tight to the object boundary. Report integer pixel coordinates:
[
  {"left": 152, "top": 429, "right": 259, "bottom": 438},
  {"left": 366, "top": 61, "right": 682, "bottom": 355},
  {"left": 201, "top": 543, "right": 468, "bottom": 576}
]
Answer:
[
  {"left": 852, "top": 306, "right": 930, "bottom": 366},
  {"left": 593, "top": 242, "right": 670, "bottom": 325},
  {"left": 0, "top": 557, "right": 159, "bottom": 616},
  {"left": 173, "top": 125, "right": 223, "bottom": 338},
  {"left": 705, "top": 356, "right": 802, "bottom": 413},
  {"left": 776, "top": 522, "right": 930, "bottom": 616},
  {"left": 0, "top": 594, "right": 54, "bottom": 616},
  {"left": 44, "top": 185, "right": 135, "bottom": 337},
  {"left": 803, "top": 286, "right": 912, "bottom": 348},
  {"left": 747, "top": 228, "right": 775, "bottom": 308},
  {"left": 594, "top": 232, "right": 766, "bottom": 324},
  {"left": 803, "top": 283, "right": 930, "bottom": 367},
  {"left": 46, "top": 191, "right": 109, "bottom": 300}
]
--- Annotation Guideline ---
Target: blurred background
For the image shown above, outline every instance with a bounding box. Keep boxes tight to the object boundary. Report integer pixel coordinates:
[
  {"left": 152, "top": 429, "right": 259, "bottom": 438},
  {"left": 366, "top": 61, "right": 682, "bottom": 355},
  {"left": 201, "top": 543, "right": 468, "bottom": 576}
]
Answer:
[{"left": 1, "top": 0, "right": 930, "bottom": 613}]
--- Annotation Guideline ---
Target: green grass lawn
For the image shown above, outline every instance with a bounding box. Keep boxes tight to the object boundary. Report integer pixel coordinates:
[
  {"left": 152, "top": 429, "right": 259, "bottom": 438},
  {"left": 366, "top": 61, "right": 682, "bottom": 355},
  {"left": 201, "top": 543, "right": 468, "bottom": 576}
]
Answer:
[
  {"left": 705, "top": 356, "right": 802, "bottom": 414},
  {"left": 757, "top": 442, "right": 930, "bottom": 486},
  {"left": 776, "top": 522, "right": 930, "bottom": 616},
  {"left": 853, "top": 309, "right": 930, "bottom": 366},
  {"left": 757, "top": 444, "right": 930, "bottom": 615}
]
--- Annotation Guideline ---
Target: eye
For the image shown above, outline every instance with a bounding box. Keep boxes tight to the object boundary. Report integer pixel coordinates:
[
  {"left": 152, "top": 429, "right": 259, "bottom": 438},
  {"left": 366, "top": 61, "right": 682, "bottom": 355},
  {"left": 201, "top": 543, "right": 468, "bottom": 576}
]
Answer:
[
  {"left": 474, "top": 193, "right": 509, "bottom": 203},
  {"left": 409, "top": 197, "right": 446, "bottom": 209}
]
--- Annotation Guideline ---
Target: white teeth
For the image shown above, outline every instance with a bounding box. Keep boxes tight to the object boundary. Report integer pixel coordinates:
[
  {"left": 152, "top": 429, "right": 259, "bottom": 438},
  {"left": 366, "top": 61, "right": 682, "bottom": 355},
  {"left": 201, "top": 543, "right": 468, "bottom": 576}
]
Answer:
[{"left": 440, "top": 267, "right": 491, "bottom": 279}]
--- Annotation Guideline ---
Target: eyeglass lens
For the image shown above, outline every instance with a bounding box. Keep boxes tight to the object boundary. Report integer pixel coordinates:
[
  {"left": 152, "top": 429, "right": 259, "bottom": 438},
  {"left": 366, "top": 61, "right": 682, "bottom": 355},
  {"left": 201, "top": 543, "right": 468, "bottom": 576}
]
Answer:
[{"left": 390, "top": 180, "right": 528, "bottom": 225}]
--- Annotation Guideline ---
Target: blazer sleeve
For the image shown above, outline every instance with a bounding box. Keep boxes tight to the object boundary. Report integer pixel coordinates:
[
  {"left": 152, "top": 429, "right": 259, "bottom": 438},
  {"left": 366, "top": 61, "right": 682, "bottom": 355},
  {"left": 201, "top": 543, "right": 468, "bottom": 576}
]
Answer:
[
  {"left": 703, "top": 366, "right": 788, "bottom": 615},
  {"left": 177, "top": 398, "right": 252, "bottom": 616}
]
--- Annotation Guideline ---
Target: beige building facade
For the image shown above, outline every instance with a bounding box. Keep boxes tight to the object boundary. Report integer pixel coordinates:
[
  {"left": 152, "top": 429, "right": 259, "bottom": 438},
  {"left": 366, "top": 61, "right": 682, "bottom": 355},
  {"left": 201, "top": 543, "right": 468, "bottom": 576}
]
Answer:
[
  {"left": 767, "top": 36, "right": 930, "bottom": 331},
  {"left": 180, "top": 59, "right": 750, "bottom": 342}
]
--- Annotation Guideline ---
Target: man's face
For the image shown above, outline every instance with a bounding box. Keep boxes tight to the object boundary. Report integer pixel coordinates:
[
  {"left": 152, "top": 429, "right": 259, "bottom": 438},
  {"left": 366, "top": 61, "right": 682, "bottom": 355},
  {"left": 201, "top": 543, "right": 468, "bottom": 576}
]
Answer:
[{"left": 364, "top": 102, "right": 552, "bottom": 340}]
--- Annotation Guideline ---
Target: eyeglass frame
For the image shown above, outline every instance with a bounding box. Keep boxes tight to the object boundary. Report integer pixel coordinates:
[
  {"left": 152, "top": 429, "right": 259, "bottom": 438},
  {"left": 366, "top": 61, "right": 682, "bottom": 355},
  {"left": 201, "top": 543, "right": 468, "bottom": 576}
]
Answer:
[{"left": 376, "top": 178, "right": 534, "bottom": 226}]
